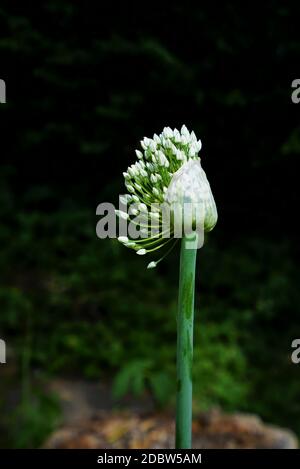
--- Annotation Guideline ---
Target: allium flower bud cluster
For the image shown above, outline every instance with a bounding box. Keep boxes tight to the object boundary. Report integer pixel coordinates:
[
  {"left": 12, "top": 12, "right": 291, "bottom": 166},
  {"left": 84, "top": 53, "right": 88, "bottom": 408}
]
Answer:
[{"left": 116, "top": 126, "right": 217, "bottom": 268}]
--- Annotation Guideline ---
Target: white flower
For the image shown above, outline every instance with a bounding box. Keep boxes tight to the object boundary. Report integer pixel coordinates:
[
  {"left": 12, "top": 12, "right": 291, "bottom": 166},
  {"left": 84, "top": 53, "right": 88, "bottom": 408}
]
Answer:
[
  {"left": 117, "top": 126, "right": 217, "bottom": 266},
  {"left": 135, "top": 150, "right": 143, "bottom": 159},
  {"left": 118, "top": 236, "right": 129, "bottom": 243},
  {"left": 138, "top": 203, "right": 147, "bottom": 212},
  {"left": 181, "top": 124, "right": 190, "bottom": 137},
  {"left": 115, "top": 210, "right": 129, "bottom": 220},
  {"left": 119, "top": 195, "right": 129, "bottom": 205},
  {"left": 163, "top": 126, "right": 173, "bottom": 138}
]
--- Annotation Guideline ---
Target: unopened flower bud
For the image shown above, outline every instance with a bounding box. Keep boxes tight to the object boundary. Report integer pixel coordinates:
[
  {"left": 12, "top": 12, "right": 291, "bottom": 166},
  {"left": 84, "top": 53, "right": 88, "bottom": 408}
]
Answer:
[{"left": 164, "top": 159, "right": 217, "bottom": 232}]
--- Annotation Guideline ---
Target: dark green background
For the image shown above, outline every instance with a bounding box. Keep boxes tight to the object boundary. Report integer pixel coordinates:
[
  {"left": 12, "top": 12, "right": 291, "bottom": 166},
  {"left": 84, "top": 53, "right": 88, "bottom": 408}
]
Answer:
[{"left": 0, "top": 2, "right": 299, "bottom": 447}]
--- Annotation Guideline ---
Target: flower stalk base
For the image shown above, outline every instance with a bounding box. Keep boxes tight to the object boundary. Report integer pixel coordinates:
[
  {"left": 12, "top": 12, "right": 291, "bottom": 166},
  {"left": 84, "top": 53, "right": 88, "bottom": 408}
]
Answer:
[{"left": 176, "top": 232, "right": 198, "bottom": 449}]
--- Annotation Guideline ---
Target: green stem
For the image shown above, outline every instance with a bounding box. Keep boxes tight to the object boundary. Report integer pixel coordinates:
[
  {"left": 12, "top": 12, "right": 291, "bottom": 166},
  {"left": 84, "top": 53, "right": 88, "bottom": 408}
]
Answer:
[{"left": 176, "top": 232, "right": 198, "bottom": 449}]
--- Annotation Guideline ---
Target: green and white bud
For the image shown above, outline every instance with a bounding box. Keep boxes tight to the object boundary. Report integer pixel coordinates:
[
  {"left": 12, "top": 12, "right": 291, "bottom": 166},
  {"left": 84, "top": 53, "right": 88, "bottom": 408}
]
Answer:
[
  {"left": 126, "top": 184, "right": 135, "bottom": 193},
  {"left": 135, "top": 149, "right": 143, "bottom": 159},
  {"left": 115, "top": 210, "right": 129, "bottom": 220},
  {"left": 117, "top": 126, "right": 217, "bottom": 266},
  {"left": 164, "top": 159, "right": 217, "bottom": 232},
  {"left": 118, "top": 236, "right": 129, "bottom": 243}
]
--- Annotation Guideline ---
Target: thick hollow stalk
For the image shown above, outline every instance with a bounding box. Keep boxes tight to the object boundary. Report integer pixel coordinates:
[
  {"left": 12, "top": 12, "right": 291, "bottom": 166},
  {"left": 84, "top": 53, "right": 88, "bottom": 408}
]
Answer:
[{"left": 176, "top": 232, "right": 198, "bottom": 449}]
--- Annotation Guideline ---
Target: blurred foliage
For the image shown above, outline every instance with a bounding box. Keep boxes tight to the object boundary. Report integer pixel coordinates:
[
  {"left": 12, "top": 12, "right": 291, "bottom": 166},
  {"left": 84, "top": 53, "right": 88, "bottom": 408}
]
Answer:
[
  {"left": 0, "top": 0, "right": 300, "bottom": 448},
  {"left": 6, "top": 390, "right": 60, "bottom": 449},
  {"left": 0, "top": 202, "right": 299, "bottom": 445}
]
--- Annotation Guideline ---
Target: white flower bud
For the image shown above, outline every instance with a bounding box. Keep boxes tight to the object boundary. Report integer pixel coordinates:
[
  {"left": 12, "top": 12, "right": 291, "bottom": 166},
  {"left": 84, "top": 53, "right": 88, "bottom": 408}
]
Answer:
[
  {"left": 158, "top": 150, "right": 169, "bottom": 167},
  {"left": 196, "top": 140, "right": 202, "bottom": 152},
  {"left": 149, "top": 140, "right": 156, "bottom": 151},
  {"left": 174, "top": 129, "right": 181, "bottom": 142},
  {"left": 118, "top": 236, "right": 129, "bottom": 243},
  {"left": 164, "top": 159, "right": 217, "bottom": 232},
  {"left": 163, "top": 127, "right": 173, "bottom": 138},
  {"left": 146, "top": 162, "right": 154, "bottom": 171},
  {"left": 126, "top": 184, "right": 135, "bottom": 193},
  {"left": 128, "top": 167, "right": 135, "bottom": 177},
  {"left": 164, "top": 139, "right": 172, "bottom": 149},
  {"left": 181, "top": 135, "right": 188, "bottom": 145},
  {"left": 188, "top": 144, "right": 197, "bottom": 158},
  {"left": 141, "top": 138, "right": 150, "bottom": 150},
  {"left": 160, "top": 136, "right": 167, "bottom": 147},
  {"left": 176, "top": 149, "right": 186, "bottom": 161},
  {"left": 115, "top": 210, "right": 129, "bottom": 220},
  {"left": 119, "top": 195, "right": 128, "bottom": 205},
  {"left": 145, "top": 148, "right": 152, "bottom": 159},
  {"left": 118, "top": 126, "right": 215, "bottom": 265},
  {"left": 190, "top": 131, "right": 197, "bottom": 142},
  {"left": 135, "top": 150, "right": 143, "bottom": 159},
  {"left": 138, "top": 203, "right": 148, "bottom": 212},
  {"left": 181, "top": 124, "right": 190, "bottom": 137}
]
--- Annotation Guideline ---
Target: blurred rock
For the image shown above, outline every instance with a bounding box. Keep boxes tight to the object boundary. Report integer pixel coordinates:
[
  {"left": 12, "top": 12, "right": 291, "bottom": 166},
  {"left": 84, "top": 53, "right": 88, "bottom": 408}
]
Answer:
[
  {"left": 44, "top": 408, "right": 298, "bottom": 449},
  {"left": 193, "top": 408, "right": 298, "bottom": 449}
]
